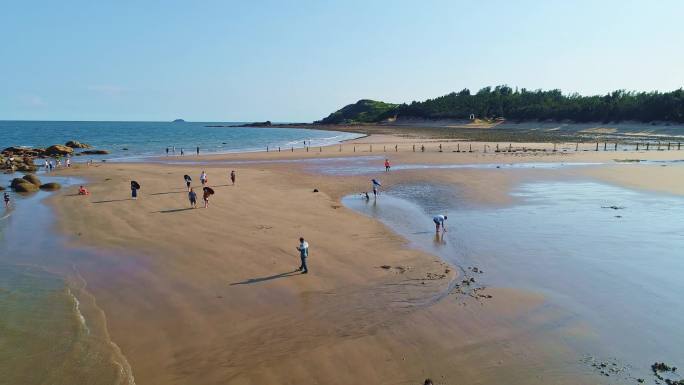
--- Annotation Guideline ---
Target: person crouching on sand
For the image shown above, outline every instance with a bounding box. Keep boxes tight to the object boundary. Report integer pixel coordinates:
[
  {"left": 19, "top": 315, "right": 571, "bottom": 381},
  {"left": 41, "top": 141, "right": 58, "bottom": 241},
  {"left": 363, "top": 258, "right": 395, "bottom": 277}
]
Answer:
[
  {"left": 203, "top": 189, "right": 210, "bottom": 208},
  {"left": 188, "top": 187, "right": 197, "bottom": 208},
  {"left": 296, "top": 237, "right": 309, "bottom": 274},
  {"left": 433, "top": 214, "right": 447, "bottom": 233}
]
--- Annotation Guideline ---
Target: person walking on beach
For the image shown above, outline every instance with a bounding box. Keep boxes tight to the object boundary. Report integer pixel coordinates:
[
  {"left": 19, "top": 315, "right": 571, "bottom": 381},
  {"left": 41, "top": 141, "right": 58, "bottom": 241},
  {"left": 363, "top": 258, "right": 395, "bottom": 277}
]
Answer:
[
  {"left": 200, "top": 171, "right": 207, "bottom": 186},
  {"left": 131, "top": 182, "right": 138, "bottom": 200},
  {"left": 3, "top": 192, "right": 10, "bottom": 208},
  {"left": 371, "top": 179, "right": 381, "bottom": 198},
  {"left": 384, "top": 158, "right": 391, "bottom": 172},
  {"left": 166, "top": 147, "right": 169, "bottom": 156},
  {"left": 196, "top": 146, "right": 200, "bottom": 156},
  {"left": 188, "top": 187, "right": 197, "bottom": 208},
  {"left": 66, "top": 158, "right": 71, "bottom": 168},
  {"left": 202, "top": 188, "right": 210, "bottom": 208},
  {"left": 230, "top": 170, "right": 236, "bottom": 185},
  {"left": 49, "top": 161, "right": 54, "bottom": 171},
  {"left": 44, "top": 159, "right": 49, "bottom": 171},
  {"left": 180, "top": 148, "right": 184, "bottom": 156},
  {"left": 433, "top": 214, "right": 447, "bottom": 234},
  {"left": 172, "top": 146, "right": 176, "bottom": 154},
  {"left": 296, "top": 237, "right": 309, "bottom": 274},
  {"left": 185, "top": 175, "right": 192, "bottom": 191}
]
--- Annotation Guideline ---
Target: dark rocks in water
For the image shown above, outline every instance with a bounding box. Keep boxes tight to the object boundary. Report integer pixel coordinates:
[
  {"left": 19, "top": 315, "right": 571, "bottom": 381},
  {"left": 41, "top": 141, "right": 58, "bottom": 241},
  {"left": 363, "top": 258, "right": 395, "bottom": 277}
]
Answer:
[
  {"left": 12, "top": 181, "right": 39, "bottom": 193},
  {"left": 65, "top": 140, "right": 92, "bottom": 149},
  {"left": 241, "top": 121, "right": 272, "bottom": 127},
  {"left": 2, "top": 146, "right": 45, "bottom": 157},
  {"left": 122, "top": 148, "right": 129, "bottom": 151},
  {"left": 602, "top": 205, "right": 625, "bottom": 210},
  {"left": 0, "top": 186, "right": 4, "bottom": 191},
  {"left": 313, "top": 188, "right": 319, "bottom": 192},
  {"left": 39, "top": 182, "right": 61, "bottom": 191},
  {"left": 79, "top": 149, "right": 110, "bottom": 155},
  {"left": 172, "top": 119, "right": 185, "bottom": 123},
  {"left": 22, "top": 174, "right": 41, "bottom": 186},
  {"left": 45, "top": 145, "right": 74, "bottom": 156},
  {"left": 11, "top": 178, "right": 27, "bottom": 188}
]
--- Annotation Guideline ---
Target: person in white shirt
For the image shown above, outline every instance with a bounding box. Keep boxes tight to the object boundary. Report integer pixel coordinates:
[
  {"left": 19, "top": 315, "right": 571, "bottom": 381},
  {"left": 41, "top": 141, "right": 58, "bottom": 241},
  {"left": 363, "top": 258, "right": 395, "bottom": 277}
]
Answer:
[
  {"left": 433, "top": 214, "right": 447, "bottom": 233},
  {"left": 200, "top": 171, "right": 207, "bottom": 186},
  {"left": 296, "top": 237, "right": 309, "bottom": 274}
]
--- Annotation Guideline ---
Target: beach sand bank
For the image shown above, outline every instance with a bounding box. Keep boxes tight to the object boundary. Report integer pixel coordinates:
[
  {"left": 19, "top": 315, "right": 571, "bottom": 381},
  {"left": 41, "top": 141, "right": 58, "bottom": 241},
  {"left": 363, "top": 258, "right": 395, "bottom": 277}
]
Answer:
[{"left": 48, "top": 135, "right": 684, "bottom": 384}]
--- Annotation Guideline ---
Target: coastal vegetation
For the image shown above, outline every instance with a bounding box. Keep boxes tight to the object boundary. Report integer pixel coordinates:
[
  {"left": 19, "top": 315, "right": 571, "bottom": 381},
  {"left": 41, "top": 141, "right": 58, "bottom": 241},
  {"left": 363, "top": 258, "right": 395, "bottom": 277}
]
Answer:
[{"left": 318, "top": 86, "right": 684, "bottom": 124}]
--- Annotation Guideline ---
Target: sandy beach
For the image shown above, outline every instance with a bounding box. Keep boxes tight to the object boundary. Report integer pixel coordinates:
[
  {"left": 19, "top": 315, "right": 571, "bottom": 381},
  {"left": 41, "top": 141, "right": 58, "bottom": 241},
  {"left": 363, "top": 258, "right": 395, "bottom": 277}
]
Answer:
[{"left": 46, "top": 134, "right": 684, "bottom": 385}]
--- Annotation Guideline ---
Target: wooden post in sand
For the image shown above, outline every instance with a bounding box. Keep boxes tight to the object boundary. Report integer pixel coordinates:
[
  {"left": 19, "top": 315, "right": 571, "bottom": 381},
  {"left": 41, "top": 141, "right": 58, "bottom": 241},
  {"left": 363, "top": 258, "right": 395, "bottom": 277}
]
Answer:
[
  {"left": 614, "top": 143, "right": 618, "bottom": 151},
  {"left": 668, "top": 142, "right": 671, "bottom": 150},
  {"left": 679, "top": 142, "right": 681, "bottom": 150},
  {"left": 553, "top": 143, "right": 557, "bottom": 152},
  {"left": 509, "top": 143, "right": 512, "bottom": 152},
  {"left": 319, "top": 146, "right": 322, "bottom": 152},
  {"left": 413, "top": 144, "right": 415, "bottom": 152},
  {"left": 370, "top": 145, "right": 373, "bottom": 152},
  {"left": 596, "top": 142, "right": 599, "bottom": 151},
  {"left": 469, "top": 144, "right": 472, "bottom": 152},
  {"left": 457, "top": 143, "right": 460, "bottom": 152},
  {"left": 603, "top": 142, "right": 607, "bottom": 151},
  {"left": 383, "top": 145, "right": 386, "bottom": 152},
  {"left": 646, "top": 142, "right": 650, "bottom": 151},
  {"left": 496, "top": 144, "right": 499, "bottom": 152},
  {"left": 575, "top": 142, "right": 579, "bottom": 151},
  {"left": 636, "top": 143, "right": 639, "bottom": 151},
  {"left": 395, "top": 145, "right": 398, "bottom": 152},
  {"left": 339, "top": 144, "right": 342, "bottom": 152},
  {"left": 439, "top": 144, "right": 443, "bottom": 152},
  {"left": 354, "top": 146, "right": 356, "bottom": 152}
]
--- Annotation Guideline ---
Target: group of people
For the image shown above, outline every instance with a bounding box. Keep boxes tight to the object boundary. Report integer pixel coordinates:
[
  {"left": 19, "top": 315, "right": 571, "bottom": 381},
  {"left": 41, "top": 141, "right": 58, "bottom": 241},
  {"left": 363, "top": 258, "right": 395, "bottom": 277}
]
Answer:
[
  {"left": 166, "top": 146, "right": 201, "bottom": 156},
  {"left": 365, "top": 159, "right": 449, "bottom": 235},
  {"left": 185, "top": 170, "right": 237, "bottom": 209},
  {"left": 43, "top": 157, "right": 70, "bottom": 171}
]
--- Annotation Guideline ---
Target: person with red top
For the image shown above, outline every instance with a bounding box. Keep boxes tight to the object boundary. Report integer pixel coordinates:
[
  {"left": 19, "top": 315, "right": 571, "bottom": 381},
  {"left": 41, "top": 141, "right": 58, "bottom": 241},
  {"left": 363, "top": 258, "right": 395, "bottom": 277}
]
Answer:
[{"left": 384, "top": 158, "right": 391, "bottom": 172}]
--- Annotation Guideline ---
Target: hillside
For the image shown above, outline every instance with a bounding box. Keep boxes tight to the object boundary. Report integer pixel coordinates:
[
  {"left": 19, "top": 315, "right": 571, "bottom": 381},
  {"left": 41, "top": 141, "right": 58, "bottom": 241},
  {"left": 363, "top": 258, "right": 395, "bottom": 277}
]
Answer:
[
  {"left": 318, "top": 86, "right": 684, "bottom": 124},
  {"left": 317, "top": 99, "right": 398, "bottom": 124}
]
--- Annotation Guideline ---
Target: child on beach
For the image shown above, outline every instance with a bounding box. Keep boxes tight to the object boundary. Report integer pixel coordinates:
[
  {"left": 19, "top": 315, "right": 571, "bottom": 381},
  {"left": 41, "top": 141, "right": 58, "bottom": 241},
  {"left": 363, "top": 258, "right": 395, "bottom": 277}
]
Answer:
[
  {"left": 296, "top": 237, "right": 309, "bottom": 274},
  {"left": 230, "top": 170, "right": 236, "bottom": 185},
  {"left": 202, "top": 189, "right": 210, "bottom": 208},
  {"left": 433, "top": 214, "right": 447, "bottom": 233},
  {"left": 66, "top": 158, "right": 71, "bottom": 168},
  {"left": 131, "top": 182, "right": 138, "bottom": 200},
  {"left": 188, "top": 188, "right": 197, "bottom": 208},
  {"left": 384, "top": 158, "right": 391, "bottom": 172},
  {"left": 200, "top": 171, "right": 207, "bottom": 186},
  {"left": 3, "top": 192, "right": 10, "bottom": 208}
]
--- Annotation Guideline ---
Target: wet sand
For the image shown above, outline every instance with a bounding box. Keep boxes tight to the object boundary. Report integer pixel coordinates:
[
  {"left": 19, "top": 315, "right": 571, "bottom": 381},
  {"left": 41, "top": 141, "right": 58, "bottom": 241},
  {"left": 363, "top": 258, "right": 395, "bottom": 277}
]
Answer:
[{"left": 46, "top": 135, "right": 684, "bottom": 384}]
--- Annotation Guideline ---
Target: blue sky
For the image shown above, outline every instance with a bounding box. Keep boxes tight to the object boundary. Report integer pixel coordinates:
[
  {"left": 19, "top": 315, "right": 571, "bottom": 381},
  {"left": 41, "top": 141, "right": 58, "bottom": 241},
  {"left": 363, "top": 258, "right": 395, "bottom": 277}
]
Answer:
[{"left": 1, "top": 0, "right": 683, "bottom": 122}]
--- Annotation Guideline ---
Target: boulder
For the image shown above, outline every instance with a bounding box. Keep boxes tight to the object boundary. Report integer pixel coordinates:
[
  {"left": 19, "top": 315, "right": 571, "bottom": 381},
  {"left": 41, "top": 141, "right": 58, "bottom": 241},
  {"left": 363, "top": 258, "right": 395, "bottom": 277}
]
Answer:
[
  {"left": 12, "top": 181, "right": 39, "bottom": 193},
  {"left": 65, "top": 140, "right": 92, "bottom": 149},
  {"left": 39, "top": 182, "right": 61, "bottom": 191},
  {"left": 80, "top": 149, "right": 110, "bottom": 155},
  {"left": 15, "top": 162, "right": 37, "bottom": 172},
  {"left": 22, "top": 174, "right": 42, "bottom": 186},
  {"left": 2, "top": 146, "right": 45, "bottom": 157},
  {"left": 11, "top": 178, "right": 27, "bottom": 188},
  {"left": 45, "top": 145, "right": 74, "bottom": 156},
  {"left": 0, "top": 186, "right": 5, "bottom": 191}
]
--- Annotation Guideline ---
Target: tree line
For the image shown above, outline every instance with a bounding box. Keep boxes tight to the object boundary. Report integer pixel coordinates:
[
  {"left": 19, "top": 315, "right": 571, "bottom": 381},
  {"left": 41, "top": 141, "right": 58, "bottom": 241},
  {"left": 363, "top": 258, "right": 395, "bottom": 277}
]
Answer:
[{"left": 319, "top": 86, "right": 684, "bottom": 124}]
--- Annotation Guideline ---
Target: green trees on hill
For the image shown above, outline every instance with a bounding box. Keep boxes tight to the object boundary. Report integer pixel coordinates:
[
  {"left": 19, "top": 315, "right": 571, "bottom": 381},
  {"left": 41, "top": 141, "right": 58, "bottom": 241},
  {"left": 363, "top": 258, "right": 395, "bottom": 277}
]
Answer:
[
  {"left": 317, "top": 99, "right": 398, "bottom": 124},
  {"left": 319, "top": 86, "right": 684, "bottom": 124}
]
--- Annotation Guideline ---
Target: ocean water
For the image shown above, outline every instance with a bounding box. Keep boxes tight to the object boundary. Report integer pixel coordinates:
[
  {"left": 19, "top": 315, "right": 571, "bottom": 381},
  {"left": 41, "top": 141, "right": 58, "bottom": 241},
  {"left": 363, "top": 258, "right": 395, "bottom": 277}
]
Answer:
[
  {"left": 343, "top": 181, "right": 684, "bottom": 382},
  {"left": 0, "top": 120, "right": 363, "bottom": 160},
  {"left": 0, "top": 174, "right": 134, "bottom": 385}
]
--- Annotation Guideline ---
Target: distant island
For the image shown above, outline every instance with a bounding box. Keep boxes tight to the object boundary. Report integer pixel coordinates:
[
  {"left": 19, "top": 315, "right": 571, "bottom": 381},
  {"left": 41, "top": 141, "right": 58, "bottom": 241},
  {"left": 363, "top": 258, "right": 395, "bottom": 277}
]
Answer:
[
  {"left": 172, "top": 119, "right": 185, "bottom": 123},
  {"left": 317, "top": 86, "right": 684, "bottom": 124}
]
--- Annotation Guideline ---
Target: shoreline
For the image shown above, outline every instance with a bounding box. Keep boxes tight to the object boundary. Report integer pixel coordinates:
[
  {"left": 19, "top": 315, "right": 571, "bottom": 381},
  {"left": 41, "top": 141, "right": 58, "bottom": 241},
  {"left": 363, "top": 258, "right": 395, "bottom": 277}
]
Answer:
[{"left": 25, "top": 134, "right": 684, "bottom": 384}]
